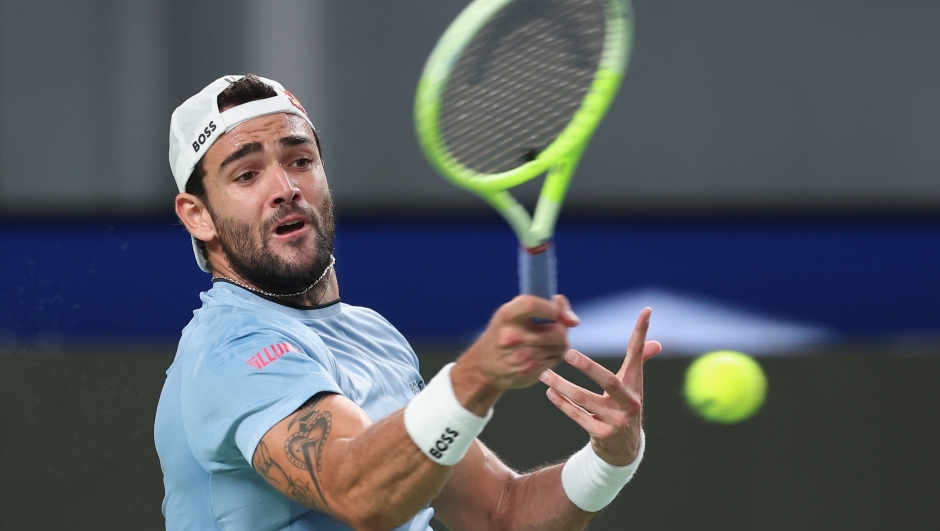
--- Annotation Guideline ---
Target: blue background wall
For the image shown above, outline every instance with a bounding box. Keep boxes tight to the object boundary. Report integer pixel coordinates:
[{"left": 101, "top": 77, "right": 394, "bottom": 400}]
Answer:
[{"left": 3, "top": 216, "right": 938, "bottom": 346}]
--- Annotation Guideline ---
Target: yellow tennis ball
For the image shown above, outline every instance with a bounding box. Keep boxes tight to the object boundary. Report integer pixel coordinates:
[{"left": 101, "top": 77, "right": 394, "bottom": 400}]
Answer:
[{"left": 684, "top": 350, "right": 767, "bottom": 423}]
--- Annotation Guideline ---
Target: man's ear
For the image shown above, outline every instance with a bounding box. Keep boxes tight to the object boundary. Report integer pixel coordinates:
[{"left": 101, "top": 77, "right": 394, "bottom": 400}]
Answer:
[{"left": 176, "top": 193, "right": 216, "bottom": 243}]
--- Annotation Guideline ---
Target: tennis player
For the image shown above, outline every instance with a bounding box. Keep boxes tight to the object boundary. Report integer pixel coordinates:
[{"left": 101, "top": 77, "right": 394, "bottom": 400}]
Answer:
[{"left": 155, "top": 74, "right": 661, "bottom": 531}]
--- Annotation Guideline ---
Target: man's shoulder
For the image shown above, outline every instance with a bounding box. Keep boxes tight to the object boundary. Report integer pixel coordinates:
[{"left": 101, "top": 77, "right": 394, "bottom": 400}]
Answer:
[
  {"left": 332, "top": 303, "right": 412, "bottom": 344},
  {"left": 332, "top": 303, "right": 416, "bottom": 362},
  {"left": 336, "top": 302, "right": 397, "bottom": 329},
  {"left": 192, "top": 285, "right": 313, "bottom": 328},
  {"left": 177, "top": 290, "right": 326, "bottom": 367},
  {"left": 186, "top": 297, "right": 299, "bottom": 340}
]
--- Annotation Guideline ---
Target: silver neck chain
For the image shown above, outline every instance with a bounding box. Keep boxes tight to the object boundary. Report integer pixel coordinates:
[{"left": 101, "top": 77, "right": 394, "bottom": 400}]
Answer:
[{"left": 212, "top": 254, "right": 336, "bottom": 299}]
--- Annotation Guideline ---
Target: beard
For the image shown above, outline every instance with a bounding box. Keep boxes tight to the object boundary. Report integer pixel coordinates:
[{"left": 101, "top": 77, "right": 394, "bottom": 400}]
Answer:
[{"left": 209, "top": 195, "right": 336, "bottom": 296}]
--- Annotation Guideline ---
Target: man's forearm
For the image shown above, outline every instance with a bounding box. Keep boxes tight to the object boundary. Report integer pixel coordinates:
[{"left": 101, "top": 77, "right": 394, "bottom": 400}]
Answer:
[
  {"left": 255, "top": 396, "right": 454, "bottom": 531},
  {"left": 435, "top": 434, "right": 646, "bottom": 531},
  {"left": 494, "top": 465, "right": 596, "bottom": 531},
  {"left": 260, "top": 361, "right": 503, "bottom": 531},
  {"left": 433, "top": 442, "right": 596, "bottom": 531},
  {"left": 322, "top": 410, "right": 454, "bottom": 529}
]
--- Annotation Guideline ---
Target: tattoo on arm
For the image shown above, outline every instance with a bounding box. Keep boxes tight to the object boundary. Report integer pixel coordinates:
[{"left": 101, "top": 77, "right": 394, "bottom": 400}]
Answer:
[
  {"left": 253, "top": 440, "right": 323, "bottom": 509},
  {"left": 252, "top": 395, "right": 334, "bottom": 510},
  {"left": 285, "top": 401, "right": 333, "bottom": 507}
]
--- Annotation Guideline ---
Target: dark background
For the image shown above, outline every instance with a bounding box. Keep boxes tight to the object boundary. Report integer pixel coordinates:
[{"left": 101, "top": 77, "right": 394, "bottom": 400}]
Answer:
[
  {"left": 2, "top": 0, "right": 940, "bottom": 216},
  {"left": 2, "top": 353, "right": 938, "bottom": 531},
  {"left": 1, "top": 0, "right": 939, "bottom": 529}
]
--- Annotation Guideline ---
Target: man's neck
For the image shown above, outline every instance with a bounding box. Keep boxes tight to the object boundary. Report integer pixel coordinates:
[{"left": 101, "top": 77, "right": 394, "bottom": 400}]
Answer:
[
  {"left": 214, "top": 273, "right": 340, "bottom": 308},
  {"left": 210, "top": 259, "right": 340, "bottom": 309}
]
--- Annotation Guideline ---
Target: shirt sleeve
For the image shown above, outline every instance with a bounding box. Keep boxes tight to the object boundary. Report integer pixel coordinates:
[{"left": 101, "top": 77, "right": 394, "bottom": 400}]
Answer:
[{"left": 180, "top": 327, "right": 343, "bottom": 470}]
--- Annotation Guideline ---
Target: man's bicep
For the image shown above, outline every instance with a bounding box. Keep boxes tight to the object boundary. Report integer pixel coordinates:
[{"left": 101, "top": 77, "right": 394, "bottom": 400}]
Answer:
[
  {"left": 251, "top": 392, "right": 372, "bottom": 512},
  {"left": 432, "top": 439, "right": 517, "bottom": 531}
]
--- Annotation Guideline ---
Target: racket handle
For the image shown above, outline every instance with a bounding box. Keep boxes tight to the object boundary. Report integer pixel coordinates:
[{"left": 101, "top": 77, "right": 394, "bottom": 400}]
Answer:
[{"left": 519, "top": 243, "right": 557, "bottom": 301}]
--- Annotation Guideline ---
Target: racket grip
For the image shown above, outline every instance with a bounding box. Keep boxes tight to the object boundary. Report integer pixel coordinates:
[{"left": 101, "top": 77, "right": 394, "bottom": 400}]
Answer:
[{"left": 519, "top": 243, "right": 557, "bottom": 301}]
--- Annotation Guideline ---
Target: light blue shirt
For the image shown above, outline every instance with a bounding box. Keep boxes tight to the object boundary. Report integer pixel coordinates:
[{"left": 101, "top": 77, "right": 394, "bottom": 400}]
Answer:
[{"left": 155, "top": 282, "right": 434, "bottom": 531}]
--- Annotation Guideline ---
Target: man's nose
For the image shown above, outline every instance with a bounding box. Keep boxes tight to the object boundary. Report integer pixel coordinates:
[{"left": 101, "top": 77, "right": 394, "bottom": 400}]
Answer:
[{"left": 269, "top": 165, "right": 301, "bottom": 206}]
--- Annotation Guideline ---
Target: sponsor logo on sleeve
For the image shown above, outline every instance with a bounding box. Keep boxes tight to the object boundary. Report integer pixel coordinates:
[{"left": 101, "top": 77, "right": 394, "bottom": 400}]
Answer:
[
  {"left": 409, "top": 380, "right": 426, "bottom": 395},
  {"left": 246, "top": 342, "right": 296, "bottom": 370}
]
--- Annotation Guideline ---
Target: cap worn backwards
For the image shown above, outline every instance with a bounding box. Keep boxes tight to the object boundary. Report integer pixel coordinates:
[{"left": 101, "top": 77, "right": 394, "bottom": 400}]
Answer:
[{"left": 168, "top": 75, "right": 316, "bottom": 272}]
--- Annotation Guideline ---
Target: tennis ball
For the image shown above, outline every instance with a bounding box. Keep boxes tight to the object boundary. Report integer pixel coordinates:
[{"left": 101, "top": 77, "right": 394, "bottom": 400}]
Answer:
[{"left": 684, "top": 350, "right": 766, "bottom": 423}]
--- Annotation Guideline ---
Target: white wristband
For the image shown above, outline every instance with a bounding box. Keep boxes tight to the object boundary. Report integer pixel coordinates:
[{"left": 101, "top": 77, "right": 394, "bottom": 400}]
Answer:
[
  {"left": 403, "top": 363, "right": 493, "bottom": 465},
  {"left": 561, "top": 430, "right": 646, "bottom": 512}
]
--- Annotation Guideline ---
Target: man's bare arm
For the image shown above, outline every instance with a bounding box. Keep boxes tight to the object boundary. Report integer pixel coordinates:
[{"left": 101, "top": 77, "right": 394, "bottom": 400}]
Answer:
[
  {"left": 254, "top": 393, "right": 450, "bottom": 530},
  {"left": 432, "top": 440, "right": 595, "bottom": 531},
  {"left": 252, "top": 295, "right": 579, "bottom": 531},
  {"left": 433, "top": 308, "right": 661, "bottom": 531}
]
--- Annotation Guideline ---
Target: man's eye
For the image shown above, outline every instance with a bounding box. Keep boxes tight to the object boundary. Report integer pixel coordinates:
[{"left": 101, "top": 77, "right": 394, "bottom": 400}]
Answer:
[
  {"left": 235, "top": 172, "right": 254, "bottom": 182},
  {"left": 294, "top": 158, "right": 312, "bottom": 168}
]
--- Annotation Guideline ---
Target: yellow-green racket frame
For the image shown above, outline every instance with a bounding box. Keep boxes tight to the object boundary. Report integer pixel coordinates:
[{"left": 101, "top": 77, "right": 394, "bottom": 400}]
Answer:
[{"left": 415, "top": 0, "right": 632, "bottom": 249}]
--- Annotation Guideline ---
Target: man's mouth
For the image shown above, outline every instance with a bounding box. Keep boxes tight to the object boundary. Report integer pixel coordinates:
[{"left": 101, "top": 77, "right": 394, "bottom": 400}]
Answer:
[{"left": 275, "top": 219, "right": 306, "bottom": 235}]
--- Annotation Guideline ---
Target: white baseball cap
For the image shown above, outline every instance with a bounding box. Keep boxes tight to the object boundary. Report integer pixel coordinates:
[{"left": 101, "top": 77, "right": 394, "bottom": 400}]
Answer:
[{"left": 168, "top": 75, "right": 316, "bottom": 272}]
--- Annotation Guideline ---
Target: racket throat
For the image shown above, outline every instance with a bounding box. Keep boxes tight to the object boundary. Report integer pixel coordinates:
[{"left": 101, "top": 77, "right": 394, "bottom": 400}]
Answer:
[{"left": 531, "top": 195, "right": 562, "bottom": 241}]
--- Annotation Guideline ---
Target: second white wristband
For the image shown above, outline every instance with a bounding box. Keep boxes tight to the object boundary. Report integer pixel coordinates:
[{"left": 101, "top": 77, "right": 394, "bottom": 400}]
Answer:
[
  {"left": 561, "top": 430, "right": 646, "bottom": 512},
  {"left": 403, "top": 363, "right": 493, "bottom": 466}
]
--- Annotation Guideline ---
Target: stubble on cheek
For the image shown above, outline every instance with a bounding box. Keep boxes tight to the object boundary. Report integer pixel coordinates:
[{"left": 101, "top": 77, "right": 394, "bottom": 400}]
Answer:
[{"left": 207, "top": 196, "right": 335, "bottom": 294}]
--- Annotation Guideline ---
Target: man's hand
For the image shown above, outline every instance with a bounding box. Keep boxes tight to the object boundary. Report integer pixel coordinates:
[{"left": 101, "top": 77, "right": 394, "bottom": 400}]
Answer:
[
  {"left": 450, "top": 294, "right": 580, "bottom": 415},
  {"left": 539, "top": 307, "right": 661, "bottom": 466}
]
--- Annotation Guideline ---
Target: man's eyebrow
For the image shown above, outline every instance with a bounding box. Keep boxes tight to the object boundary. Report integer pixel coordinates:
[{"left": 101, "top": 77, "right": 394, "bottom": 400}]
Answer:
[
  {"left": 219, "top": 142, "right": 263, "bottom": 171},
  {"left": 279, "top": 135, "right": 313, "bottom": 147}
]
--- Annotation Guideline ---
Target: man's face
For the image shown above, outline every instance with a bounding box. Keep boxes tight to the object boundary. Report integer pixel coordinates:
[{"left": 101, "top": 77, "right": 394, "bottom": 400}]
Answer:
[{"left": 199, "top": 113, "right": 335, "bottom": 295}]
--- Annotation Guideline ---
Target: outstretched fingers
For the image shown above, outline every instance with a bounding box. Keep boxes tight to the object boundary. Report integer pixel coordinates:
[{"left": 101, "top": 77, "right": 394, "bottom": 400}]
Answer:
[
  {"left": 618, "top": 309, "right": 661, "bottom": 399},
  {"left": 545, "top": 386, "right": 605, "bottom": 435},
  {"left": 619, "top": 308, "right": 653, "bottom": 376},
  {"left": 560, "top": 350, "right": 634, "bottom": 405},
  {"left": 540, "top": 368, "right": 603, "bottom": 413},
  {"left": 643, "top": 340, "right": 663, "bottom": 361},
  {"left": 540, "top": 353, "right": 640, "bottom": 426},
  {"left": 540, "top": 309, "right": 659, "bottom": 466}
]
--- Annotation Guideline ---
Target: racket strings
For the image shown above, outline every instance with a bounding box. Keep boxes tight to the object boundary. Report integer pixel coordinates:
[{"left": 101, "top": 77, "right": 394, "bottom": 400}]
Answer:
[
  {"left": 444, "top": 53, "right": 583, "bottom": 171},
  {"left": 443, "top": 48, "right": 578, "bottom": 165},
  {"left": 443, "top": 18, "right": 595, "bottom": 168},
  {"left": 439, "top": 0, "right": 606, "bottom": 175},
  {"left": 441, "top": 28, "right": 589, "bottom": 123}
]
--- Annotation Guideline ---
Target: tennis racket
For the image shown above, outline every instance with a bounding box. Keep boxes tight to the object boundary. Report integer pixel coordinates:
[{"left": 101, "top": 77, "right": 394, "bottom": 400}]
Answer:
[{"left": 415, "top": 0, "right": 633, "bottom": 301}]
